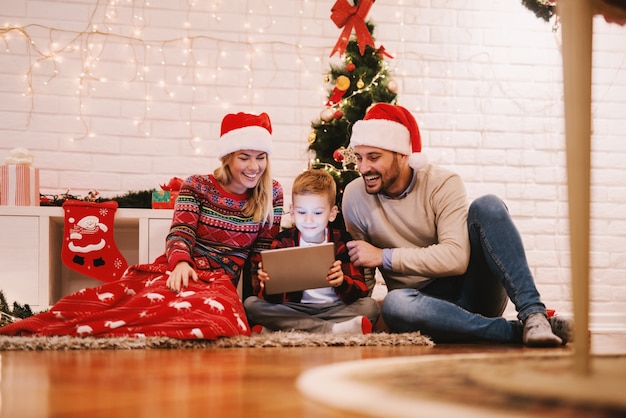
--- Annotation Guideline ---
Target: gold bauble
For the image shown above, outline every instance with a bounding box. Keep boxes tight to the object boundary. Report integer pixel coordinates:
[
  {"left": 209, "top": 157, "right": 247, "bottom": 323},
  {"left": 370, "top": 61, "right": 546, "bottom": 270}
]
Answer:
[
  {"left": 307, "top": 131, "right": 316, "bottom": 144},
  {"left": 335, "top": 75, "right": 350, "bottom": 91}
]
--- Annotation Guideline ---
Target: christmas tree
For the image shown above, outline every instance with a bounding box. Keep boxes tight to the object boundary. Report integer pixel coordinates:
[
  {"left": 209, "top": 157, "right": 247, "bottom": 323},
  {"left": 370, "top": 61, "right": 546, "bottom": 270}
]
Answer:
[{"left": 308, "top": 21, "right": 397, "bottom": 228}]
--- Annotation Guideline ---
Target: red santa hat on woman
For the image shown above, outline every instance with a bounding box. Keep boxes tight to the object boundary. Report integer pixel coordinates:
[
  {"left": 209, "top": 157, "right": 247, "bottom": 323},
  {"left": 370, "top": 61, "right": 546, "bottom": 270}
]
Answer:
[
  {"left": 350, "top": 103, "right": 427, "bottom": 169},
  {"left": 217, "top": 112, "right": 273, "bottom": 159}
]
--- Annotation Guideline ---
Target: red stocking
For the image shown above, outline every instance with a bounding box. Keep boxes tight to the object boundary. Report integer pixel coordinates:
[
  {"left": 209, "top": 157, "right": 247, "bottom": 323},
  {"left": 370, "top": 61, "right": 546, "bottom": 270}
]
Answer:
[{"left": 61, "top": 200, "right": 128, "bottom": 282}]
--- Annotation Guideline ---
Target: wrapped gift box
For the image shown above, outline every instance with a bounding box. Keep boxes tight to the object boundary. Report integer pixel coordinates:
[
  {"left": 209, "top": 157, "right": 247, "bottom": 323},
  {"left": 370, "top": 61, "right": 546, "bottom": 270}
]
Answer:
[
  {"left": 152, "top": 190, "right": 178, "bottom": 209},
  {"left": 0, "top": 164, "right": 40, "bottom": 206}
]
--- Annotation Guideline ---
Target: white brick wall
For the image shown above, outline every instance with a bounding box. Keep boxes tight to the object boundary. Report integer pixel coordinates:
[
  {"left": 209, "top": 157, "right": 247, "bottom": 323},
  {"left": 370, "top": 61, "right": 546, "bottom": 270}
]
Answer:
[{"left": 1, "top": 0, "right": 625, "bottom": 332}]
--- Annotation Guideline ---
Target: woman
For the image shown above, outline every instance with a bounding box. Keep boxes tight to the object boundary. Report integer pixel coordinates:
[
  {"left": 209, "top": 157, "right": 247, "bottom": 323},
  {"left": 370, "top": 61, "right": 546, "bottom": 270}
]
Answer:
[{"left": 0, "top": 112, "right": 283, "bottom": 340}]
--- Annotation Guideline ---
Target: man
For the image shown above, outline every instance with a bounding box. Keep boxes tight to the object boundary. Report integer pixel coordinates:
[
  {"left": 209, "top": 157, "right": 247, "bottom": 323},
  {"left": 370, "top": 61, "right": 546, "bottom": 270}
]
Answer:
[{"left": 342, "top": 103, "right": 572, "bottom": 346}]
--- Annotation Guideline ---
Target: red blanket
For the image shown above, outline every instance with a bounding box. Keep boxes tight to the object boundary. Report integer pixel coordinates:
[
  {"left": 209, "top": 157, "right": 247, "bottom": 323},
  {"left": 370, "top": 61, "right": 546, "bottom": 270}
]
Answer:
[{"left": 0, "top": 263, "right": 250, "bottom": 339}]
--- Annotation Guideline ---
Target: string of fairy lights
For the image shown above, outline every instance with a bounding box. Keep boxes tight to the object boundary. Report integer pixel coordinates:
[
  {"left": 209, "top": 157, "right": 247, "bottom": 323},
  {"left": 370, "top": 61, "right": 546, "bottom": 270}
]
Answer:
[
  {"left": 0, "top": 0, "right": 472, "bottom": 156},
  {"left": 0, "top": 0, "right": 332, "bottom": 152},
  {"left": 0, "top": 0, "right": 568, "bottom": 158}
]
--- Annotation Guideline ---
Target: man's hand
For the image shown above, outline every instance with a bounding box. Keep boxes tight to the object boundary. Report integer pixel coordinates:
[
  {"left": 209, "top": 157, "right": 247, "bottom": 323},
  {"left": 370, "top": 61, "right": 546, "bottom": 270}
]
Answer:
[{"left": 346, "top": 240, "right": 383, "bottom": 268}]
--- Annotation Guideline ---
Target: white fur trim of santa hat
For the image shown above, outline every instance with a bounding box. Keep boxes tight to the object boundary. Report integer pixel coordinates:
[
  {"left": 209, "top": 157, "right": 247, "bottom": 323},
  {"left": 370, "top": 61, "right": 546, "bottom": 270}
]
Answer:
[
  {"left": 350, "top": 103, "right": 427, "bottom": 170},
  {"left": 217, "top": 112, "right": 273, "bottom": 159},
  {"left": 351, "top": 119, "right": 411, "bottom": 155}
]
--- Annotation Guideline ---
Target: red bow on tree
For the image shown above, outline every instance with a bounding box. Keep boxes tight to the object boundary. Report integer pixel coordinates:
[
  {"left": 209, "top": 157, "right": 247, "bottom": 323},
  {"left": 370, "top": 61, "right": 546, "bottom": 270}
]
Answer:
[{"left": 329, "top": 0, "right": 376, "bottom": 57}]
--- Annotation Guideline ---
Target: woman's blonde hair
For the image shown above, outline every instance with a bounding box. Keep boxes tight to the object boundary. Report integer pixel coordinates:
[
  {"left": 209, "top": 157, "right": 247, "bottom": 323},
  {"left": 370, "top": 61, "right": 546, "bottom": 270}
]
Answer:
[{"left": 214, "top": 152, "right": 274, "bottom": 225}]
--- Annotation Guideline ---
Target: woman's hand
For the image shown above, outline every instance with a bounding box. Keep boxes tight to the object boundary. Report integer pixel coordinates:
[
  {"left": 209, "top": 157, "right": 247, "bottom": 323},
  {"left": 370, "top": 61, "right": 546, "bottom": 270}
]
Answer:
[
  {"left": 166, "top": 261, "right": 198, "bottom": 292},
  {"left": 326, "top": 260, "right": 344, "bottom": 288}
]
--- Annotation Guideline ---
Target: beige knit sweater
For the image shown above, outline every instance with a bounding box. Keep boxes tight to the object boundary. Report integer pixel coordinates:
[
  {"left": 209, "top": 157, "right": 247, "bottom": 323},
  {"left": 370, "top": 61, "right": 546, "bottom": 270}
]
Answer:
[{"left": 342, "top": 164, "right": 470, "bottom": 292}]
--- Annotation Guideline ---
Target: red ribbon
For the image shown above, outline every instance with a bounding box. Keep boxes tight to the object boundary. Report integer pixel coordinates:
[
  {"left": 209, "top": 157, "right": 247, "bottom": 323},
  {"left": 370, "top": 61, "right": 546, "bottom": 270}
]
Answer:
[
  {"left": 160, "top": 177, "right": 184, "bottom": 191},
  {"left": 326, "top": 87, "right": 347, "bottom": 106},
  {"left": 377, "top": 45, "right": 394, "bottom": 59},
  {"left": 329, "top": 0, "right": 376, "bottom": 57}
]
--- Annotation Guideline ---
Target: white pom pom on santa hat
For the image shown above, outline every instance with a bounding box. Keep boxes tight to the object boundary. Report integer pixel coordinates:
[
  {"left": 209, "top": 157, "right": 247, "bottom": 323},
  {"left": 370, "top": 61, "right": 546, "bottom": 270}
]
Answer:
[
  {"left": 350, "top": 103, "right": 427, "bottom": 169},
  {"left": 217, "top": 112, "right": 273, "bottom": 159}
]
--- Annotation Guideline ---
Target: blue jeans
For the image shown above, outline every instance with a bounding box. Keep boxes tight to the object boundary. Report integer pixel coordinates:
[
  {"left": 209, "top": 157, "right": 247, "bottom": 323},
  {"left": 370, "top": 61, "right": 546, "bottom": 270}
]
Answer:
[{"left": 381, "top": 194, "right": 548, "bottom": 343}]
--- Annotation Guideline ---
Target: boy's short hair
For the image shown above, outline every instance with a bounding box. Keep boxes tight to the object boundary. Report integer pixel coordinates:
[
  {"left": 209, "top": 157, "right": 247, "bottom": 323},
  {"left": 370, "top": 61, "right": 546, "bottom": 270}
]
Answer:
[{"left": 292, "top": 169, "right": 337, "bottom": 207}]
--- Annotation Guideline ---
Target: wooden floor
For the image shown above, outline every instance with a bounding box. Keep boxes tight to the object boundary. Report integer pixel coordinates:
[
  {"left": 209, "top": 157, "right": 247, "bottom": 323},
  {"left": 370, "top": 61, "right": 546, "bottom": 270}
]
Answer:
[{"left": 0, "top": 334, "right": 623, "bottom": 418}]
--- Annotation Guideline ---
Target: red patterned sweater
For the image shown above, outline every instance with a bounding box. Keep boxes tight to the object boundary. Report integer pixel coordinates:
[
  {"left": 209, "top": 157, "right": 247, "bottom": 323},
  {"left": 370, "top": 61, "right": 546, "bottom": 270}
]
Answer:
[{"left": 155, "top": 174, "right": 284, "bottom": 286}]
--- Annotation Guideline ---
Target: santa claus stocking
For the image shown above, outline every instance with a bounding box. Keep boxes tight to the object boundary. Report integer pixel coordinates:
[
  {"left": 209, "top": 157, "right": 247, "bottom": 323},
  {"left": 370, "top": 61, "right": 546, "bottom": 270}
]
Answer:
[{"left": 61, "top": 200, "right": 128, "bottom": 282}]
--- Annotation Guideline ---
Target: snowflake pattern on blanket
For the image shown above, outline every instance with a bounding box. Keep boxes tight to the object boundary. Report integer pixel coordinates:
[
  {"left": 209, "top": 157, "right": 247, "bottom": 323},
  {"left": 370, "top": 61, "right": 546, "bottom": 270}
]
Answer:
[{"left": 0, "top": 263, "right": 250, "bottom": 339}]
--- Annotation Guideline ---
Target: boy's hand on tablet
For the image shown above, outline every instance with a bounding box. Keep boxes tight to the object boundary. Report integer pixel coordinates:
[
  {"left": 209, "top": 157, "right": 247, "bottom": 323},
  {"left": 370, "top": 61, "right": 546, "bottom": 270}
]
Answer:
[{"left": 326, "top": 260, "right": 344, "bottom": 287}]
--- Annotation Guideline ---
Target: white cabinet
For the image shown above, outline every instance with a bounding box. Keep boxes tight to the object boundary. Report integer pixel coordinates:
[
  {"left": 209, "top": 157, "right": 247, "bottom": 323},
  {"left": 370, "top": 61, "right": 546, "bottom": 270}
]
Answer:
[
  {"left": 0, "top": 215, "right": 41, "bottom": 306},
  {"left": 0, "top": 206, "right": 174, "bottom": 312}
]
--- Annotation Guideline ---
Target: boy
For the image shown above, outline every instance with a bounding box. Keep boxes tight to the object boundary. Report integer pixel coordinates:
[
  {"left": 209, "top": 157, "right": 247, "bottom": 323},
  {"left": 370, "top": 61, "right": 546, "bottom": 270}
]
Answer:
[{"left": 244, "top": 169, "right": 380, "bottom": 334}]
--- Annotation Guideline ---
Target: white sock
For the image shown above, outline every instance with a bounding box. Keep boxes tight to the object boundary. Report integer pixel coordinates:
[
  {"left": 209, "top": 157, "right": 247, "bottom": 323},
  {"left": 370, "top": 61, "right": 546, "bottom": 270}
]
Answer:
[{"left": 332, "top": 316, "right": 369, "bottom": 335}]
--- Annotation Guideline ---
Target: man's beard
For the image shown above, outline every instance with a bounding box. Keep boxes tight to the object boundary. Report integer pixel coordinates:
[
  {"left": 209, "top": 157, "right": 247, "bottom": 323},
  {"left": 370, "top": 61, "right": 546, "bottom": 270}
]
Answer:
[{"left": 363, "top": 156, "right": 402, "bottom": 196}]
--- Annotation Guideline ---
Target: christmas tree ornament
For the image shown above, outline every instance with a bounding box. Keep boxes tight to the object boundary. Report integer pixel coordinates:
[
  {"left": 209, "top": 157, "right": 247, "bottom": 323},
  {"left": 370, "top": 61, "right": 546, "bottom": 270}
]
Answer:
[
  {"left": 326, "top": 76, "right": 351, "bottom": 106},
  {"left": 387, "top": 79, "right": 398, "bottom": 94},
  {"left": 346, "top": 62, "right": 356, "bottom": 72},
  {"left": 61, "top": 200, "right": 128, "bottom": 282},
  {"left": 333, "top": 147, "right": 346, "bottom": 163},
  {"left": 334, "top": 109, "right": 344, "bottom": 119},
  {"left": 341, "top": 146, "right": 359, "bottom": 168},
  {"left": 356, "top": 75, "right": 365, "bottom": 89},
  {"left": 308, "top": 130, "right": 317, "bottom": 144},
  {"left": 320, "top": 108, "right": 334, "bottom": 122},
  {"left": 335, "top": 75, "right": 351, "bottom": 91},
  {"left": 326, "top": 88, "right": 345, "bottom": 106}
]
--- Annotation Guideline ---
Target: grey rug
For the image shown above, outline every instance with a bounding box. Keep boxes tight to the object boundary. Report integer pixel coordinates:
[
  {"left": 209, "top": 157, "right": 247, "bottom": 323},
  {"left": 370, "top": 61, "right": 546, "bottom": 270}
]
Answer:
[{"left": 0, "top": 332, "right": 433, "bottom": 350}]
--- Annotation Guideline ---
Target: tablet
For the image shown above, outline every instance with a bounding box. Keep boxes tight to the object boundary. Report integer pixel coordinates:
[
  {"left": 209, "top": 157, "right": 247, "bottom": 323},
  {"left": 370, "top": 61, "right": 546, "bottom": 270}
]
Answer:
[{"left": 261, "top": 243, "right": 335, "bottom": 295}]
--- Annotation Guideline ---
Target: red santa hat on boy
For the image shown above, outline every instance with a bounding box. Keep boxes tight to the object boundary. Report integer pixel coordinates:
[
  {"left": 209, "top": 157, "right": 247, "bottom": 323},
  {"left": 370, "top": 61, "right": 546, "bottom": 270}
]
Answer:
[
  {"left": 217, "top": 112, "right": 273, "bottom": 159},
  {"left": 350, "top": 103, "right": 427, "bottom": 169}
]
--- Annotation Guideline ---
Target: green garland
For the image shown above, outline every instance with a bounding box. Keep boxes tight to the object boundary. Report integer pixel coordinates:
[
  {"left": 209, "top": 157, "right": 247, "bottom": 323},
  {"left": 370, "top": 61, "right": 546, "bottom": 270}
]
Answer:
[
  {"left": 0, "top": 290, "right": 36, "bottom": 327},
  {"left": 40, "top": 189, "right": 154, "bottom": 208}
]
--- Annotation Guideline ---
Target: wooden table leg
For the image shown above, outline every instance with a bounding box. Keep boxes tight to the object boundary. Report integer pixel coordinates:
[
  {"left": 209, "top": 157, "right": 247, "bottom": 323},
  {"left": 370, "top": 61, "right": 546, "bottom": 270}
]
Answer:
[{"left": 559, "top": 0, "right": 594, "bottom": 376}]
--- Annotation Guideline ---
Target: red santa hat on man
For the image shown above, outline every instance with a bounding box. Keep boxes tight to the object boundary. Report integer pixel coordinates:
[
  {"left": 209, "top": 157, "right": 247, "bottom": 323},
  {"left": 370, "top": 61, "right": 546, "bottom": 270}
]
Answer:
[
  {"left": 350, "top": 103, "right": 427, "bottom": 169},
  {"left": 217, "top": 112, "right": 273, "bottom": 159}
]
